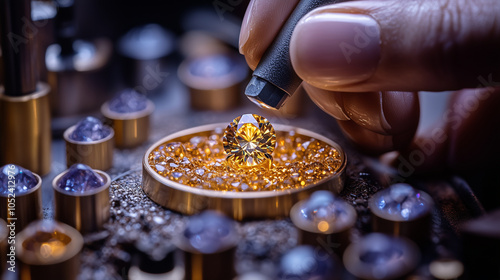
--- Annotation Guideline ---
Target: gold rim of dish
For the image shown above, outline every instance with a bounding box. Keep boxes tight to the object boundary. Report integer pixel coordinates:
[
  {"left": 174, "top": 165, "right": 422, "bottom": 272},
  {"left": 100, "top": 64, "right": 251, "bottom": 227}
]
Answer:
[{"left": 142, "top": 123, "right": 346, "bottom": 220}]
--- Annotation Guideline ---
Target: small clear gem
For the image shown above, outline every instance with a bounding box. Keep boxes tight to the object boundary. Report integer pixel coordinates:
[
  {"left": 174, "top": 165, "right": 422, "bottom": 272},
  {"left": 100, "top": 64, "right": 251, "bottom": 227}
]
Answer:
[
  {"left": 370, "top": 183, "right": 433, "bottom": 221},
  {"left": 183, "top": 211, "right": 235, "bottom": 254},
  {"left": 70, "top": 116, "right": 111, "bottom": 142},
  {"left": 107, "top": 89, "right": 148, "bottom": 113},
  {"left": 223, "top": 114, "right": 276, "bottom": 169},
  {"left": 57, "top": 164, "right": 105, "bottom": 193},
  {"left": 0, "top": 164, "right": 38, "bottom": 195}
]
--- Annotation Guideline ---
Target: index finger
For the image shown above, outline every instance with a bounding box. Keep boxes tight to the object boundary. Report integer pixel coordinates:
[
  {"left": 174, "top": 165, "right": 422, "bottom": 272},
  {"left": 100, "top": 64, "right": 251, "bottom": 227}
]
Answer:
[{"left": 239, "top": 0, "right": 300, "bottom": 70}]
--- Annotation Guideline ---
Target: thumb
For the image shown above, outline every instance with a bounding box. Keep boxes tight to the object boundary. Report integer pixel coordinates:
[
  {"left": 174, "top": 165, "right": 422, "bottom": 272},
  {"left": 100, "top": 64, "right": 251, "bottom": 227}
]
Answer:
[{"left": 290, "top": 0, "right": 500, "bottom": 92}]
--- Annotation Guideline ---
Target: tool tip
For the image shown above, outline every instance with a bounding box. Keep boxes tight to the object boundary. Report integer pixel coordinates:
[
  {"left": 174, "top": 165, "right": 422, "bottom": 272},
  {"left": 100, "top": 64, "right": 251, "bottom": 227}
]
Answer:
[{"left": 245, "top": 76, "right": 288, "bottom": 110}]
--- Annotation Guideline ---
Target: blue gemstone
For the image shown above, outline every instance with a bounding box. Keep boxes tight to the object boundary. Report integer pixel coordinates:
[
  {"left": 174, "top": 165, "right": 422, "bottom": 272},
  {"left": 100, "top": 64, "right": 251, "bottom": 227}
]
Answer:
[
  {"left": 278, "top": 246, "right": 337, "bottom": 280},
  {"left": 183, "top": 211, "right": 235, "bottom": 254},
  {"left": 0, "top": 164, "right": 38, "bottom": 195},
  {"left": 300, "top": 190, "right": 347, "bottom": 222},
  {"left": 373, "top": 183, "right": 432, "bottom": 220},
  {"left": 57, "top": 164, "right": 105, "bottom": 193},
  {"left": 189, "top": 54, "right": 234, "bottom": 77},
  {"left": 70, "top": 116, "right": 111, "bottom": 142},
  {"left": 107, "top": 89, "right": 148, "bottom": 113}
]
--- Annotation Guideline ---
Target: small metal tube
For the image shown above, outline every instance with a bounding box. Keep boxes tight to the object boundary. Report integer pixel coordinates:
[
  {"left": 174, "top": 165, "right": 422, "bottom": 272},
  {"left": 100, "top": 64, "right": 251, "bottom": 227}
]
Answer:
[
  {"left": 52, "top": 169, "right": 111, "bottom": 233},
  {"left": 0, "top": 172, "right": 42, "bottom": 233},
  {"left": 16, "top": 220, "right": 83, "bottom": 280},
  {"left": 368, "top": 183, "right": 434, "bottom": 243},
  {"left": 174, "top": 211, "right": 239, "bottom": 280},
  {"left": 101, "top": 99, "right": 154, "bottom": 149},
  {"left": 64, "top": 124, "right": 114, "bottom": 170},
  {"left": 290, "top": 190, "right": 357, "bottom": 254}
]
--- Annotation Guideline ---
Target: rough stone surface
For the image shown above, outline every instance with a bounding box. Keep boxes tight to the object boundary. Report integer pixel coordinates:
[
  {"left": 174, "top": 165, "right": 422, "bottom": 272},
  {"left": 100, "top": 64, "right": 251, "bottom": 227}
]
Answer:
[
  {"left": 70, "top": 116, "right": 111, "bottom": 142},
  {"left": 57, "top": 164, "right": 105, "bottom": 193}
]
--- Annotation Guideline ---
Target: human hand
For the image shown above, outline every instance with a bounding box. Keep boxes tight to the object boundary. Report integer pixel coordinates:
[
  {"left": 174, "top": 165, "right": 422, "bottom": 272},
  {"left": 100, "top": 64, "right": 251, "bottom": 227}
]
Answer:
[{"left": 239, "top": 0, "right": 500, "bottom": 172}]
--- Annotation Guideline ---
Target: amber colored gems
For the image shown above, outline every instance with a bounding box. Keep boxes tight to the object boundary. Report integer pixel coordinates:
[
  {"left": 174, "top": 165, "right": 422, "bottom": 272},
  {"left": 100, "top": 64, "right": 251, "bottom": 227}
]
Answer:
[
  {"left": 223, "top": 114, "right": 276, "bottom": 169},
  {"left": 23, "top": 231, "right": 71, "bottom": 259},
  {"left": 148, "top": 128, "right": 342, "bottom": 192}
]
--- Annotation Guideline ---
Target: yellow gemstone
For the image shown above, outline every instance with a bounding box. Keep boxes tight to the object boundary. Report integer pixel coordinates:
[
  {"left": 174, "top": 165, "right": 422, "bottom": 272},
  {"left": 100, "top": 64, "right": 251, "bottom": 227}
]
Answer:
[{"left": 223, "top": 114, "right": 276, "bottom": 169}]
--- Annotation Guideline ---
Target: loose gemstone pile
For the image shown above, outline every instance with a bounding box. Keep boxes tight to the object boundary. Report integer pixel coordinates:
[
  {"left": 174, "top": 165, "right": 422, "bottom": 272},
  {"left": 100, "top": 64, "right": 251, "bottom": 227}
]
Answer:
[
  {"left": 0, "top": 164, "right": 38, "bottom": 195},
  {"left": 107, "top": 89, "right": 148, "bottom": 113},
  {"left": 57, "top": 164, "right": 105, "bottom": 193},
  {"left": 148, "top": 128, "right": 343, "bottom": 192},
  {"left": 70, "top": 116, "right": 112, "bottom": 142}
]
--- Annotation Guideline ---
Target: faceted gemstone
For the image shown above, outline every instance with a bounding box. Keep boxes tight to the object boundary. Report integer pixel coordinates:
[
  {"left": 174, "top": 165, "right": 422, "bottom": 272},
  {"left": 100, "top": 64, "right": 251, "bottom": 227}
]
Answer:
[
  {"left": 57, "top": 164, "right": 105, "bottom": 193},
  {"left": 183, "top": 211, "right": 235, "bottom": 254},
  {"left": 107, "top": 89, "right": 148, "bottom": 113},
  {"left": 0, "top": 164, "right": 38, "bottom": 195},
  {"left": 223, "top": 114, "right": 276, "bottom": 169},
  {"left": 372, "top": 183, "right": 433, "bottom": 221},
  {"left": 70, "top": 116, "right": 111, "bottom": 142}
]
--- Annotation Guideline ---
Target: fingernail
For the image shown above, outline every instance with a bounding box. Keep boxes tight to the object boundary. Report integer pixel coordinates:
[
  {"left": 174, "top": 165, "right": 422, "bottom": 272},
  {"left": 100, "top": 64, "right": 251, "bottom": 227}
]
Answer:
[
  {"left": 239, "top": 0, "right": 255, "bottom": 54},
  {"left": 291, "top": 13, "right": 381, "bottom": 86}
]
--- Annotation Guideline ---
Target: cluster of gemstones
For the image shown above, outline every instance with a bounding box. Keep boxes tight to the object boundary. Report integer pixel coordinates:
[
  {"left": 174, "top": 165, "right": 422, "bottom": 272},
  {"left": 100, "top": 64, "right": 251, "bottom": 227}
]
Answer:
[{"left": 148, "top": 128, "right": 342, "bottom": 192}]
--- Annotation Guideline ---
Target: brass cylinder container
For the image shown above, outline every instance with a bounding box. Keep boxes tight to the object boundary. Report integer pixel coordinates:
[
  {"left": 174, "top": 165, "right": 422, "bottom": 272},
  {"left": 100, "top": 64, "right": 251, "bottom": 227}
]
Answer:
[
  {"left": 178, "top": 54, "right": 248, "bottom": 111},
  {"left": 290, "top": 198, "right": 357, "bottom": 254},
  {"left": 16, "top": 220, "right": 83, "bottom": 280},
  {"left": 142, "top": 123, "right": 346, "bottom": 220},
  {"left": 52, "top": 170, "right": 111, "bottom": 233},
  {"left": 0, "top": 173, "right": 42, "bottom": 233},
  {"left": 0, "top": 218, "right": 7, "bottom": 275},
  {"left": 0, "top": 83, "right": 51, "bottom": 175},
  {"left": 183, "top": 247, "right": 237, "bottom": 280},
  {"left": 64, "top": 125, "right": 114, "bottom": 170},
  {"left": 101, "top": 100, "right": 154, "bottom": 149}
]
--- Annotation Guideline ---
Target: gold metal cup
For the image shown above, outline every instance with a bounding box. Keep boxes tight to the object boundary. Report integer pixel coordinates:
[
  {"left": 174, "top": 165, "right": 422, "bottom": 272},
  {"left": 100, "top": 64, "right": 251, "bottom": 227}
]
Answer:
[
  {"left": 52, "top": 169, "right": 111, "bottom": 233},
  {"left": 178, "top": 54, "right": 248, "bottom": 111},
  {"left": 16, "top": 220, "right": 83, "bottom": 280},
  {"left": 290, "top": 195, "right": 357, "bottom": 254},
  {"left": 0, "top": 173, "right": 42, "bottom": 233},
  {"left": 0, "top": 83, "right": 51, "bottom": 175},
  {"left": 101, "top": 99, "right": 154, "bottom": 149},
  {"left": 64, "top": 124, "right": 114, "bottom": 170},
  {"left": 142, "top": 123, "right": 346, "bottom": 220}
]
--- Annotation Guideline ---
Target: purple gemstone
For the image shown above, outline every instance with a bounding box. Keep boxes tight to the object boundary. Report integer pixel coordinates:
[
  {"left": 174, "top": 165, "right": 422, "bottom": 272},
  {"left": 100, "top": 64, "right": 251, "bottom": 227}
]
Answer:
[
  {"left": 0, "top": 164, "right": 38, "bottom": 195},
  {"left": 70, "top": 116, "right": 111, "bottom": 142},
  {"left": 57, "top": 164, "right": 105, "bottom": 193},
  {"left": 183, "top": 211, "right": 235, "bottom": 254},
  {"left": 107, "top": 89, "right": 148, "bottom": 113}
]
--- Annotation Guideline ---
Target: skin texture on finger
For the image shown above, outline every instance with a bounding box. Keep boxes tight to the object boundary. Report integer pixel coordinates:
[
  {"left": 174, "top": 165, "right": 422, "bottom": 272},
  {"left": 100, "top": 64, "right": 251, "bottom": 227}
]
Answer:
[
  {"left": 337, "top": 119, "right": 416, "bottom": 155},
  {"left": 390, "top": 88, "right": 500, "bottom": 174},
  {"left": 239, "top": 0, "right": 299, "bottom": 70},
  {"left": 305, "top": 84, "right": 420, "bottom": 135},
  {"left": 290, "top": 0, "right": 500, "bottom": 92}
]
